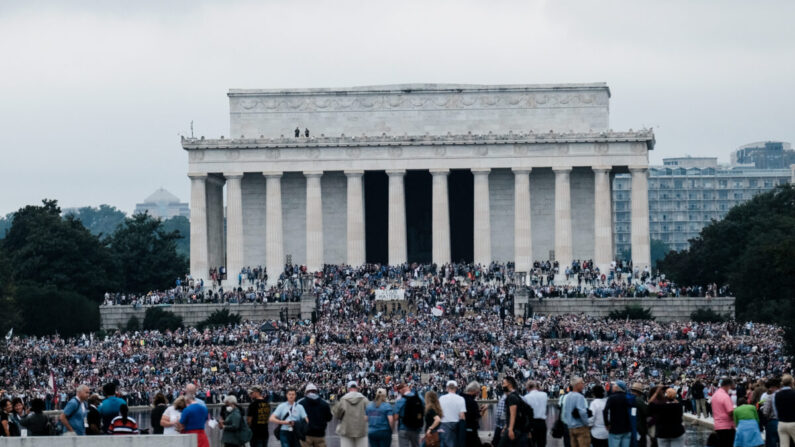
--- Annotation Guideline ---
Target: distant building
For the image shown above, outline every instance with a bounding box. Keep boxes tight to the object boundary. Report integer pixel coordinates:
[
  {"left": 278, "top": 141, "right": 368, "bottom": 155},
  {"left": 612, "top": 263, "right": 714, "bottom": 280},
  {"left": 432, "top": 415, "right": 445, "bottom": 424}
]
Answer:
[
  {"left": 731, "top": 141, "right": 795, "bottom": 169},
  {"left": 135, "top": 188, "right": 190, "bottom": 219},
  {"left": 614, "top": 155, "right": 791, "bottom": 254}
]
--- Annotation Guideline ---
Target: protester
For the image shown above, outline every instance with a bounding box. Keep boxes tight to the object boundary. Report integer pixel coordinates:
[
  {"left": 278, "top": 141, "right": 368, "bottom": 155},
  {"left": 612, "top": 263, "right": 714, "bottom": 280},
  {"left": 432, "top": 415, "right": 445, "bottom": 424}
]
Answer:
[
  {"left": 161, "top": 396, "right": 187, "bottom": 435},
  {"left": 20, "top": 398, "right": 50, "bottom": 436},
  {"left": 98, "top": 383, "right": 126, "bottom": 433},
  {"left": 648, "top": 388, "right": 685, "bottom": 447},
  {"left": 439, "top": 380, "right": 466, "bottom": 447},
  {"left": 222, "top": 395, "right": 248, "bottom": 447},
  {"left": 589, "top": 385, "right": 609, "bottom": 447},
  {"left": 248, "top": 386, "right": 273, "bottom": 447},
  {"left": 299, "top": 383, "right": 332, "bottom": 447},
  {"left": 759, "top": 378, "right": 780, "bottom": 447},
  {"left": 423, "top": 391, "right": 443, "bottom": 447},
  {"left": 630, "top": 383, "right": 649, "bottom": 447},
  {"left": 604, "top": 381, "right": 634, "bottom": 447},
  {"left": 712, "top": 377, "right": 737, "bottom": 447},
  {"left": 395, "top": 383, "right": 425, "bottom": 447},
  {"left": 181, "top": 393, "right": 210, "bottom": 447},
  {"left": 463, "top": 381, "right": 485, "bottom": 447},
  {"left": 109, "top": 404, "right": 139, "bottom": 435},
  {"left": 366, "top": 388, "right": 395, "bottom": 447},
  {"left": 59, "top": 384, "right": 89, "bottom": 436},
  {"left": 333, "top": 381, "right": 369, "bottom": 447},
  {"left": 524, "top": 381, "right": 548, "bottom": 447},
  {"left": 150, "top": 392, "right": 168, "bottom": 435},
  {"left": 500, "top": 376, "right": 527, "bottom": 447},
  {"left": 732, "top": 397, "right": 763, "bottom": 447},
  {"left": 775, "top": 374, "right": 795, "bottom": 447},
  {"left": 87, "top": 394, "right": 102, "bottom": 435},
  {"left": 562, "top": 377, "right": 590, "bottom": 447},
  {"left": 272, "top": 387, "right": 309, "bottom": 447}
]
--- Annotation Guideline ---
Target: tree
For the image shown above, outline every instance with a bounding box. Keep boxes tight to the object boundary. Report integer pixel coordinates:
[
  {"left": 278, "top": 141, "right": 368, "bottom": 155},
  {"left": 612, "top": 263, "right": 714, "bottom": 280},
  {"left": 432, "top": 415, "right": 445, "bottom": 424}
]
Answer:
[
  {"left": 161, "top": 215, "right": 190, "bottom": 258},
  {"left": 142, "top": 307, "right": 183, "bottom": 331},
  {"left": 65, "top": 205, "right": 127, "bottom": 237},
  {"left": 125, "top": 316, "right": 141, "bottom": 332},
  {"left": 2, "top": 200, "right": 117, "bottom": 301},
  {"left": 197, "top": 309, "right": 241, "bottom": 330},
  {"left": 107, "top": 213, "right": 188, "bottom": 294},
  {"left": 690, "top": 308, "right": 728, "bottom": 323},
  {"left": 658, "top": 184, "right": 795, "bottom": 365},
  {"left": 0, "top": 248, "right": 21, "bottom": 337},
  {"left": 608, "top": 305, "right": 654, "bottom": 320},
  {"left": 15, "top": 282, "right": 100, "bottom": 337}
]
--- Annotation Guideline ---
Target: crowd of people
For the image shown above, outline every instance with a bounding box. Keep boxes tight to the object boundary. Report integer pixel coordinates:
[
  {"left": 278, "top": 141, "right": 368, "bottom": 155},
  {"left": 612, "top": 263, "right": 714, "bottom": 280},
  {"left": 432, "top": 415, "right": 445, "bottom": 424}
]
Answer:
[{"left": 101, "top": 261, "right": 731, "bottom": 308}]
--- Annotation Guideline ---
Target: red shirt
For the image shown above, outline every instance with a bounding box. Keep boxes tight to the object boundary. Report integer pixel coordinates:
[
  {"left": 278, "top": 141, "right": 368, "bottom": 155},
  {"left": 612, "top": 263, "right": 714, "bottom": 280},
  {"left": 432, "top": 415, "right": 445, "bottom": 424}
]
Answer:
[{"left": 711, "top": 388, "right": 735, "bottom": 430}]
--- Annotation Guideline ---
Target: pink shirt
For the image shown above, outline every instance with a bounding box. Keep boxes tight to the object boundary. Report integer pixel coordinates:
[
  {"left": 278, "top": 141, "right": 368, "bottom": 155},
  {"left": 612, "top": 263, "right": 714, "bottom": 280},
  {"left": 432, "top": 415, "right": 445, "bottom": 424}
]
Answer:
[{"left": 712, "top": 388, "right": 735, "bottom": 430}]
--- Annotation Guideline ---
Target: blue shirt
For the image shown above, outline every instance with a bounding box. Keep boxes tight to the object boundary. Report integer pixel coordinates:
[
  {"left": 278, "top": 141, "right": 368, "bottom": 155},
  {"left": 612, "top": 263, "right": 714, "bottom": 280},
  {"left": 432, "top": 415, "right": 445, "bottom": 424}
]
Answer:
[
  {"left": 63, "top": 397, "right": 87, "bottom": 435},
  {"left": 273, "top": 402, "right": 308, "bottom": 431},
  {"left": 98, "top": 396, "right": 126, "bottom": 425},
  {"left": 180, "top": 402, "right": 209, "bottom": 431},
  {"left": 561, "top": 392, "right": 589, "bottom": 428},
  {"left": 395, "top": 391, "right": 425, "bottom": 431},
  {"left": 366, "top": 402, "right": 394, "bottom": 433}
]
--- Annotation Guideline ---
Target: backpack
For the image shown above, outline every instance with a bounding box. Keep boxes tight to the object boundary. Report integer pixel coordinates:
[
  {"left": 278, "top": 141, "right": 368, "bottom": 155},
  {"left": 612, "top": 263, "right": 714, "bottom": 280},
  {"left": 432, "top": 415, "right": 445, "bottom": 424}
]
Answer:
[
  {"left": 402, "top": 394, "right": 425, "bottom": 430},
  {"left": 514, "top": 393, "right": 534, "bottom": 433}
]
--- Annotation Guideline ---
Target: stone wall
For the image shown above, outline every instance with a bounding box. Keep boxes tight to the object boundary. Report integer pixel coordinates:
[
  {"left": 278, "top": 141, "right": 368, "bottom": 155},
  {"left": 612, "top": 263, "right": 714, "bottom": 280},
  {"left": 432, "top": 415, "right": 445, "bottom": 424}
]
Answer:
[
  {"left": 515, "top": 296, "right": 735, "bottom": 322},
  {"left": 100, "top": 302, "right": 313, "bottom": 330}
]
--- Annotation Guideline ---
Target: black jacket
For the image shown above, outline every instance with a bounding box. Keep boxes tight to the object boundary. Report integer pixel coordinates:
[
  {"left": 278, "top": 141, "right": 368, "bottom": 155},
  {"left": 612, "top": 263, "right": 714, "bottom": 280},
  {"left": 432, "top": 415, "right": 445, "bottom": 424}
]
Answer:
[
  {"left": 603, "top": 392, "right": 633, "bottom": 435},
  {"left": 775, "top": 388, "right": 795, "bottom": 423},
  {"left": 299, "top": 395, "right": 332, "bottom": 437}
]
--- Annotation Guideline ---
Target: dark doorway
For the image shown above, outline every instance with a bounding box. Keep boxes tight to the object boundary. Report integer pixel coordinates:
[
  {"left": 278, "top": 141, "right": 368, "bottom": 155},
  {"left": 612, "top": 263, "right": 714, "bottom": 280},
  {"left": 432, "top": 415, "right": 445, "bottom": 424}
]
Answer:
[
  {"left": 364, "top": 171, "right": 388, "bottom": 264},
  {"left": 405, "top": 170, "right": 432, "bottom": 263},
  {"left": 448, "top": 169, "right": 473, "bottom": 263}
]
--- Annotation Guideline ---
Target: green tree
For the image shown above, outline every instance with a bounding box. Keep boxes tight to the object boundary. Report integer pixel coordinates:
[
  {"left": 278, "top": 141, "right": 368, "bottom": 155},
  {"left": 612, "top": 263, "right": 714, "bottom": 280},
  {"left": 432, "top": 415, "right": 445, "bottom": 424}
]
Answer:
[
  {"left": 658, "top": 184, "right": 795, "bottom": 366},
  {"left": 125, "top": 316, "right": 141, "bottom": 332},
  {"left": 0, "top": 248, "right": 21, "bottom": 337},
  {"left": 161, "top": 215, "right": 190, "bottom": 258},
  {"left": 197, "top": 309, "right": 241, "bottom": 330},
  {"left": 690, "top": 308, "right": 728, "bottom": 323},
  {"left": 108, "top": 213, "right": 188, "bottom": 293},
  {"left": 608, "top": 305, "right": 654, "bottom": 320},
  {"left": 15, "top": 282, "right": 100, "bottom": 337},
  {"left": 142, "top": 307, "right": 183, "bottom": 331},
  {"left": 2, "top": 200, "right": 117, "bottom": 301},
  {"left": 65, "top": 205, "right": 127, "bottom": 237}
]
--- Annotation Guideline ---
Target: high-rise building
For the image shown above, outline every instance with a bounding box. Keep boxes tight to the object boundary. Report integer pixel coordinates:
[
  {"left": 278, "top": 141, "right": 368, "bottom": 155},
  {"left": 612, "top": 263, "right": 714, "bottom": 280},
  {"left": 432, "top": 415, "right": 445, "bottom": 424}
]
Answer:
[
  {"left": 731, "top": 141, "right": 795, "bottom": 169},
  {"left": 613, "top": 152, "right": 791, "bottom": 255}
]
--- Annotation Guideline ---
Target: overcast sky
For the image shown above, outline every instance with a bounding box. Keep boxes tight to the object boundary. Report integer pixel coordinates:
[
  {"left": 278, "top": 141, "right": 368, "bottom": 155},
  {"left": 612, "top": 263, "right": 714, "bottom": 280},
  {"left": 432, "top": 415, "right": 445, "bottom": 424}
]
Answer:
[{"left": 1, "top": 0, "right": 793, "bottom": 215}]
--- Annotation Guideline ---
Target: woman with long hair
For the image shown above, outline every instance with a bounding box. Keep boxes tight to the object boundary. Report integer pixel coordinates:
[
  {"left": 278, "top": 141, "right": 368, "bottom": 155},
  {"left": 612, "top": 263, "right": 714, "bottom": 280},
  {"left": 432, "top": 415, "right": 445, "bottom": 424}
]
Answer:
[
  {"left": 160, "top": 396, "right": 187, "bottom": 435},
  {"left": 423, "top": 391, "right": 443, "bottom": 447},
  {"left": 366, "top": 388, "right": 395, "bottom": 447}
]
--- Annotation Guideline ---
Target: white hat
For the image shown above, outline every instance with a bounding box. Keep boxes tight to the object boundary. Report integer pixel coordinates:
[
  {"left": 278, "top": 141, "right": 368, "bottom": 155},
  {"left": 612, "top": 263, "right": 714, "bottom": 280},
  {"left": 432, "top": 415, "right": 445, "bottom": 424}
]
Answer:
[
  {"left": 446, "top": 380, "right": 458, "bottom": 388},
  {"left": 347, "top": 381, "right": 359, "bottom": 389},
  {"left": 305, "top": 383, "right": 318, "bottom": 392}
]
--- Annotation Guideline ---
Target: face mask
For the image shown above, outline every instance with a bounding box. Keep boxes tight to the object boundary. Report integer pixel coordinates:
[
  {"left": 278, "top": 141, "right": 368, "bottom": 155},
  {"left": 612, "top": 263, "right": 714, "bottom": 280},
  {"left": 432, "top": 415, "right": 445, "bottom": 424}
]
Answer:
[{"left": 226, "top": 406, "right": 234, "bottom": 413}]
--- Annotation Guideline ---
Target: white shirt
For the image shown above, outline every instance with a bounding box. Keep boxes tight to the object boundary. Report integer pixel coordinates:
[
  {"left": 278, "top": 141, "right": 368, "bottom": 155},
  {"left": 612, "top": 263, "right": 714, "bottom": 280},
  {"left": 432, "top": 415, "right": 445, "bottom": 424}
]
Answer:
[
  {"left": 439, "top": 392, "right": 467, "bottom": 423},
  {"left": 523, "top": 390, "right": 548, "bottom": 420},
  {"left": 163, "top": 406, "right": 182, "bottom": 435},
  {"left": 589, "top": 398, "right": 608, "bottom": 440}
]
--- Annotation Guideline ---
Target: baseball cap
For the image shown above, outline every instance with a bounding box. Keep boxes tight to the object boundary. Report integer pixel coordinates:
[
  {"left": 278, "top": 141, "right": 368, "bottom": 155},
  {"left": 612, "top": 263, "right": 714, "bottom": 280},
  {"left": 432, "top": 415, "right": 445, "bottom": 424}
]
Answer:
[
  {"left": 347, "top": 381, "right": 358, "bottom": 389},
  {"left": 305, "top": 383, "right": 318, "bottom": 392},
  {"left": 446, "top": 380, "right": 458, "bottom": 388}
]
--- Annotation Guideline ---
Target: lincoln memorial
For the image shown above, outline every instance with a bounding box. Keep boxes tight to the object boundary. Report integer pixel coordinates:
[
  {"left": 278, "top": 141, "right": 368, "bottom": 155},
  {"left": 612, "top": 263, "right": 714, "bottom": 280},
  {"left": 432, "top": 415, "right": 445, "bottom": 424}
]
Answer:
[{"left": 182, "top": 83, "right": 654, "bottom": 284}]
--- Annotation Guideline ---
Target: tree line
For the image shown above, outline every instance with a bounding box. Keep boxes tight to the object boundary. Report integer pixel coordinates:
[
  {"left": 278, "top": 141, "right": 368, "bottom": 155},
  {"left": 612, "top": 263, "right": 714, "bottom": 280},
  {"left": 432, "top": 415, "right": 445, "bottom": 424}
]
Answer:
[{"left": 0, "top": 200, "right": 187, "bottom": 338}]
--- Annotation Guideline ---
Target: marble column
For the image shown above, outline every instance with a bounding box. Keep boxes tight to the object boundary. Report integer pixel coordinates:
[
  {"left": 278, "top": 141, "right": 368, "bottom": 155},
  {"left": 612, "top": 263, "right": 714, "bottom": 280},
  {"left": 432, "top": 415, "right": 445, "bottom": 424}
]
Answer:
[
  {"left": 387, "top": 169, "right": 407, "bottom": 265},
  {"left": 593, "top": 166, "right": 613, "bottom": 273},
  {"left": 305, "top": 171, "right": 324, "bottom": 272},
  {"left": 224, "top": 173, "right": 244, "bottom": 284},
  {"left": 472, "top": 168, "right": 491, "bottom": 265},
  {"left": 512, "top": 168, "right": 532, "bottom": 273},
  {"left": 188, "top": 173, "right": 208, "bottom": 282},
  {"left": 205, "top": 175, "right": 225, "bottom": 274},
  {"left": 553, "top": 166, "right": 573, "bottom": 269},
  {"left": 630, "top": 166, "right": 651, "bottom": 271},
  {"left": 264, "top": 172, "right": 284, "bottom": 285},
  {"left": 345, "top": 170, "right": 366, "bottom": 266},
  {"left": 430, "top": 169, "right": 451, "bottom": 265}
]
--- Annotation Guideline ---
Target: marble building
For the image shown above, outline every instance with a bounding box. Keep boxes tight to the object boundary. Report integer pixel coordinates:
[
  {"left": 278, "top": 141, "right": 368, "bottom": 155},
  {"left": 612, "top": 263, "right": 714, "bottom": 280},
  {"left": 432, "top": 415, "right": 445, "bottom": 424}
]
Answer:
[{"left": 182, "top": 83, "right": 654, "bottom": 283}]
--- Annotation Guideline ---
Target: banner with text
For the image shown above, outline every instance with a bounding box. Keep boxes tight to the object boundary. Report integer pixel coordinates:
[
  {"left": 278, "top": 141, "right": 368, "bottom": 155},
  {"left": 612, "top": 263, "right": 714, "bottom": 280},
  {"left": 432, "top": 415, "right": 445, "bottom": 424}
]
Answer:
[{"left": 375, "top": 289, "right": 405, "bottom": 301}]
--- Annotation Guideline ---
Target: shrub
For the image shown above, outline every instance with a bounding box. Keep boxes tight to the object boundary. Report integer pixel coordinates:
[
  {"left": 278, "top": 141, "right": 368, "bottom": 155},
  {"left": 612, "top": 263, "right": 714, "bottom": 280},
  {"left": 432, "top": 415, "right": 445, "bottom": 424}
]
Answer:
[
  {"left": 608, "top": 305, "right": 654, "bottom": 321},
  {"left": 142, "top": 307, "right": 183, "bottom": 332},
  {"left": 125, "top": 316, "right": 141, "bottom": 332},
  {"left": 16, "top": 283, "right": 100, "bottom": 337},
  {"left": 197, "top": 309, "right": 241, "bottom": 330},
  {"left": 690, "top": 308, "right": 729, "bottom": 323}
]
